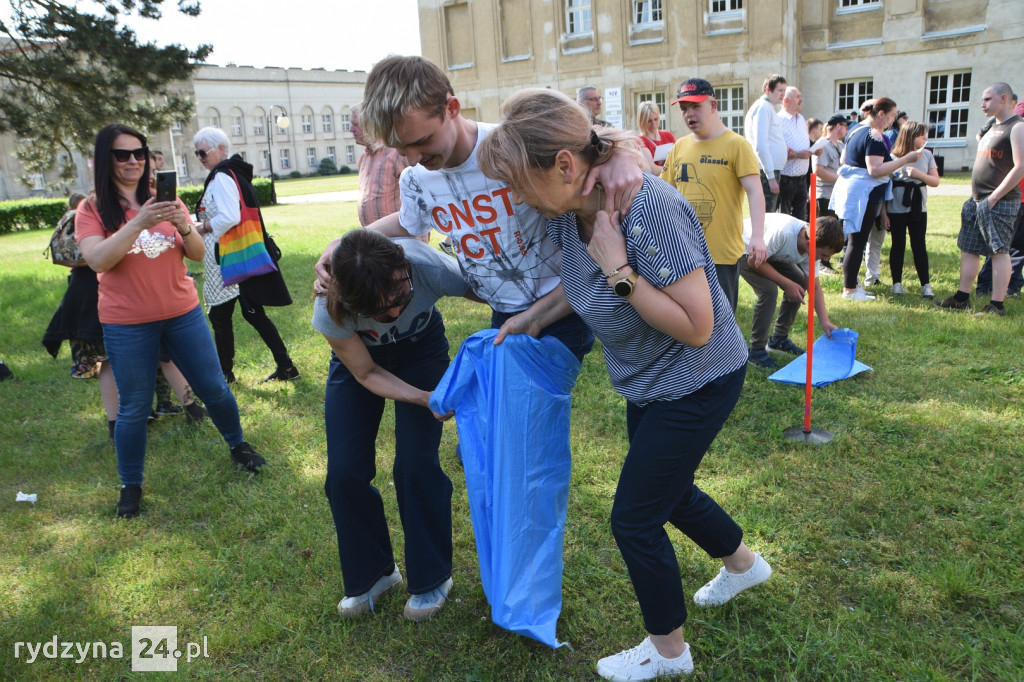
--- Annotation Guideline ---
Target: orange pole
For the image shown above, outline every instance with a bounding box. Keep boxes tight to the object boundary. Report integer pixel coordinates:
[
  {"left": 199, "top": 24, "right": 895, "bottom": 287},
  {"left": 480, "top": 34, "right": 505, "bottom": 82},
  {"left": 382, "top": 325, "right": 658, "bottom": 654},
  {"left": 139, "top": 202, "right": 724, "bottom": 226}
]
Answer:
[{"left": 804, "top": 174, "right": 817, "bottom": 432}]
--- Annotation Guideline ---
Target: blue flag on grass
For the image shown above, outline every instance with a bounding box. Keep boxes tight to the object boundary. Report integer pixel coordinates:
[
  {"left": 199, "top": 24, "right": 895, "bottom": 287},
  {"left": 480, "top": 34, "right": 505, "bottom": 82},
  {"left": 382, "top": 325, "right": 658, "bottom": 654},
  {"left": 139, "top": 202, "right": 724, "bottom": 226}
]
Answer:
[{"left": 769, "top": 328, "right": 871, "bottom": 387}]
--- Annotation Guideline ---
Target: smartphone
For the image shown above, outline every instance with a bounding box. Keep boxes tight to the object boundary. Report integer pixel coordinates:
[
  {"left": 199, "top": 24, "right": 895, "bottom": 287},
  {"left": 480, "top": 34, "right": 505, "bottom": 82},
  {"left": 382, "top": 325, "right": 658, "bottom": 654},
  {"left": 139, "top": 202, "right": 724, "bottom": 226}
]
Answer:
[{"left": 155, "top": 171, "right": 177, "bottom": 203}]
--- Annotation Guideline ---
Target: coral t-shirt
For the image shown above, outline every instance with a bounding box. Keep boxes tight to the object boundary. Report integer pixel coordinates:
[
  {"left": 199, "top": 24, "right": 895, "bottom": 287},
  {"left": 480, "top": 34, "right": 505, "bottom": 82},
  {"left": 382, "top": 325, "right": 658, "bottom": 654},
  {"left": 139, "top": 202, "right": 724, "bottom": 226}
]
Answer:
[{"left": 75, "top": 198, "right": 199, "bottom": 325}]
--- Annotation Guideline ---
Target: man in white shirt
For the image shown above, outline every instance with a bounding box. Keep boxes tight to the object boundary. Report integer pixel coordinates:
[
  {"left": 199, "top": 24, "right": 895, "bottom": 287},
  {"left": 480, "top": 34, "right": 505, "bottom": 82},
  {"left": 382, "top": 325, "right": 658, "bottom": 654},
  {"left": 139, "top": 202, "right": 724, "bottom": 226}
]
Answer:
[
  {"left": 777, "top": 87, "right": 815, "bottom": 221},
  {"left": 744, "top": 74, "right": 788, "bottom": 212}
]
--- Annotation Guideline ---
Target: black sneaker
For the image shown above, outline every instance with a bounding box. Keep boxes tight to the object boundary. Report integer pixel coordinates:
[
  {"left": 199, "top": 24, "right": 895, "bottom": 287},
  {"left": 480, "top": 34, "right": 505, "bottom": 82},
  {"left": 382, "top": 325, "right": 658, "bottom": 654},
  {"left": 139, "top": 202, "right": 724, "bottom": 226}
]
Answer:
[
  {"left": 154, "top": 400, "right": 184, "bottom": 417},
  {"left": 184, "top": 402, "right": 207, "bottom": 424},
  {"left": 767, "top": 336, "right": 804, "bottom": 356},
  {"left": 230, "top": 442, "right": 267, "bottom": 472},
  {"left": 262, "top": 366, "right": 300, "bottom": 383},
  {"left": 117, "top": 484, "right": 142, "bottom": 518},
  {"left": 936, "top": 295, "right": 971, "bottom": 311},
  {"left": 747, "top": 348, "right": 779, "bottom": 369}
]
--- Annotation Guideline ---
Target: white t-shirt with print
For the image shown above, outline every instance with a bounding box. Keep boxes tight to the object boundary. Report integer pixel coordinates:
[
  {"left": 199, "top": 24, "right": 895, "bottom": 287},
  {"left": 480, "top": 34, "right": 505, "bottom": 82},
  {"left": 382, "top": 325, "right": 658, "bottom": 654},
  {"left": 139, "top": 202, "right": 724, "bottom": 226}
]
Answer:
[{"left": 397, "top": 121, "right": 563, "bottom": 313}]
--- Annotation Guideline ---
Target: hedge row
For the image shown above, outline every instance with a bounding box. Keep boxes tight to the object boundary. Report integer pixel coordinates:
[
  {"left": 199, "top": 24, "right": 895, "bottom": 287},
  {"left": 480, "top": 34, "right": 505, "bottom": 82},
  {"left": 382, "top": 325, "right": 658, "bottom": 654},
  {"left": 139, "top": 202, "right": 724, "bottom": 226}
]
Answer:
[{"left": 0, "top": 177, "right": 275, "bottom": 235}]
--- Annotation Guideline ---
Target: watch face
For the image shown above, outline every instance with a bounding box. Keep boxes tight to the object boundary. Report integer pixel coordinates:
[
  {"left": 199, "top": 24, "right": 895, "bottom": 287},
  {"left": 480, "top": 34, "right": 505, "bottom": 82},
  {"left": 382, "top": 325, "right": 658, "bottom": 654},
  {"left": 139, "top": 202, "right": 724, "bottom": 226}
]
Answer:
[{"left": 613, "top": 278, "right": 633, "bottom": 297}]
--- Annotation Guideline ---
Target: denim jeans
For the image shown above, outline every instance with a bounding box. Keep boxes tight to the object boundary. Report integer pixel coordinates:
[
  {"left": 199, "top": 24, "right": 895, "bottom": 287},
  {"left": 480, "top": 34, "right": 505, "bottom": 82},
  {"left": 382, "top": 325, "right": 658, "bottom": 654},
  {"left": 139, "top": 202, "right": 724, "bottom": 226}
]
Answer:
[
  {"left": 760, "top": 170, "right": 782, "bottom": 213},
  {"left": 489, "top": 308, "right": 595, "bottom": 363},
  {"left": 103, "top": 305, "right": 244, "bottom": 486},
  {"left": 324, "top": 319, "right": 453, "bottom": 596},
  {"left": 613, "top": 365, "right": 746, "bottom": 635}
]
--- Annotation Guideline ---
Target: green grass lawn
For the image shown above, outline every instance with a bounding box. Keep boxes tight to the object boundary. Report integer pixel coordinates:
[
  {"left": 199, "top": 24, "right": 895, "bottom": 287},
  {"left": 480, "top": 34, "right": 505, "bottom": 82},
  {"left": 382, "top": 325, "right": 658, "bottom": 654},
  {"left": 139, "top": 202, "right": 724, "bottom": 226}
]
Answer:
[
  {"left": 274, "top": 174, "right": 361, "bottom": 197},
  {"left": 1, "top": 196, "right": 1022, "bottom": 680}
]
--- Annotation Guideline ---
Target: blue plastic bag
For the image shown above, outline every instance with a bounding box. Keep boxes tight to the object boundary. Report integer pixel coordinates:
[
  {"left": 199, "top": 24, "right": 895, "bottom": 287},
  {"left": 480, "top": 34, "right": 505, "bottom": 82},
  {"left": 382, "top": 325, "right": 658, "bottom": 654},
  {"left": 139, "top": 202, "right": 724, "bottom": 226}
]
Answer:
[
  {"left": 430, "top": 329, "right": 581, "bottom": 648},
  {"left": 768, "top": 328, "right": 872, "bottom": 387}
]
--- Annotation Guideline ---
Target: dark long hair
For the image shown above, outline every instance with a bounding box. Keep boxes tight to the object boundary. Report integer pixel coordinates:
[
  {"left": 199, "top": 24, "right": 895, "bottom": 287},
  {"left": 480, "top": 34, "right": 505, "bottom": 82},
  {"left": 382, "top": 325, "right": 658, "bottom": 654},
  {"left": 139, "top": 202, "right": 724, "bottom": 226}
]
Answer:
[
  {"left": 93, "top": 123, "right": 152, "bottom": 233},
  {"left": 326, "top": 229, "right": 408, "bottom": 324}
]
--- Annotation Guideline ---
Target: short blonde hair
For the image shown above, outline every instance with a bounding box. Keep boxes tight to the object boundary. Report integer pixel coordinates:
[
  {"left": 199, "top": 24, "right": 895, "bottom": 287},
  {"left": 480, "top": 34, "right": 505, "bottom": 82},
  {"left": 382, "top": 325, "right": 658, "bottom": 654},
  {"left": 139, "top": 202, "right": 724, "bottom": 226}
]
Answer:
[
  {"left": 361, "top": 55, "right": 452, "bottom": 147},
  {"left": 637, "top": 101, "right": 661, "bottom": 128},
  {"left": 478, "top": 88, "right": 636, "bottom": 194}
]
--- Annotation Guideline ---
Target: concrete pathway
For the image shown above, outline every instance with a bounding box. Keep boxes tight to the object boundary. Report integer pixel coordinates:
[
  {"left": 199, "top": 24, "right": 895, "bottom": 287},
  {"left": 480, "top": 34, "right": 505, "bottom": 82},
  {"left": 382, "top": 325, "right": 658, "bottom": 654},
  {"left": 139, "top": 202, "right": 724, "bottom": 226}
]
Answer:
[{"left": 277, "top": 190, "right": 359, "bottom": 204}]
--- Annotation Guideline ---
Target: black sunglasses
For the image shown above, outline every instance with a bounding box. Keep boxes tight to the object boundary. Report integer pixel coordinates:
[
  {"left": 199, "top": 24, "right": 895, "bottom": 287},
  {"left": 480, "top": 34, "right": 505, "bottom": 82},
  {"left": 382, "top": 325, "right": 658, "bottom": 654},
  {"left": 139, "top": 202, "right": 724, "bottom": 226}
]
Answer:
[
  {"left": 195, "top": 149, "right": 210, "bottom": 160},
  {"left": 111, "top": 147, "right": 148, "bottom": 163},
  {"left": 365, "top": 270, "right": 414, "bottom": 317}
]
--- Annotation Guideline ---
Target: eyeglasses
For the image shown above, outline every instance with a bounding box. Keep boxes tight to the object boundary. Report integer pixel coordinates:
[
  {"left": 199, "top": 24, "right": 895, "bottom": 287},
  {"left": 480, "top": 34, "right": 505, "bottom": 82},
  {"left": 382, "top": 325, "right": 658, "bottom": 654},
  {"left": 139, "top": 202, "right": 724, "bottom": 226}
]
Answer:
[
  {"left": 111, "top": 147, "right": 148, "bottom": 163},
  {"left": 365, "top": 271, "right": 414, "bottom": 317},
  {"left": 194, "top": 149, "right": 211, "bottom": 160},
  {"left": 586, "top": 96, "right": 602, "bottom": 102}
]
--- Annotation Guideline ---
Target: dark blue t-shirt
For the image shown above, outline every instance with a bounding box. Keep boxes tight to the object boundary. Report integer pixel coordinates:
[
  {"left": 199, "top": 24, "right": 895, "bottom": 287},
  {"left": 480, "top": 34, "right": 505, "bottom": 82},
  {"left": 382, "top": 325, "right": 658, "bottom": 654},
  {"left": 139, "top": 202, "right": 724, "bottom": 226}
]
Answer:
[{"left": 845, "top": 126, "right": 892, "bottom": 203}]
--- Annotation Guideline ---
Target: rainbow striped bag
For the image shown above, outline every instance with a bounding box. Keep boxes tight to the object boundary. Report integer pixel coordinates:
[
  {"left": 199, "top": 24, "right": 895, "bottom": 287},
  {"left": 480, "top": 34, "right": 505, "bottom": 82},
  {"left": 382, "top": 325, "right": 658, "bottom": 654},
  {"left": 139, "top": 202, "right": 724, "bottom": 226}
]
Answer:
[{"left": 217, "top": 172, "right": 278, "bottom": 285}]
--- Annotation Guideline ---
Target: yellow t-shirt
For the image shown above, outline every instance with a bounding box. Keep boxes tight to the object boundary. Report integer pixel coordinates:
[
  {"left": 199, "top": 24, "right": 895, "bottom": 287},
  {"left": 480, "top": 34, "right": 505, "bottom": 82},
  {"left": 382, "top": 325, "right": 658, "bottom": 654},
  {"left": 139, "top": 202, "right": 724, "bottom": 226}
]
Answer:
[{"left": 660, "top": 130, "right": 759, "bottom": 264}]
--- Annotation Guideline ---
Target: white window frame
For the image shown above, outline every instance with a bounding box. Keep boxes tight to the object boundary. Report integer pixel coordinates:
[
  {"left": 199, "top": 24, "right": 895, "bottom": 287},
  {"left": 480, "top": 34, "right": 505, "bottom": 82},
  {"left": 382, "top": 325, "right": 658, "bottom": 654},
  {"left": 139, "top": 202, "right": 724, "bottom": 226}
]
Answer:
[
  {"left": 838, "top": 0, "right": 880, "bottom": 14},
  {"left": 926, "top": 70, "right": 972, "bottom": 143},
  {"left": 322, "top": 114, "right": 334, "bottom": 133},
  {"left": 259, "top": 149, "right": 269, "bottom": 171},
  {"left": 835, "top": 79, "right": 874, "bottom": 115},
  {"left": 275, "top": 115, "right": 288, "bottom": 136},
  {"left": 207, "top": 116, "right": 220, "bottom": 129},
  {"left": 633, "top": 0, "right": 663, "bottom": 26},
  {"left": 231, "top": 116, "right": 243, "bottom": 137},
  {"left": 279, "top": 148, "right": 290, "bottom": 169},
  {"left": 340, "top": 113, "right": 351, "bottom": 132},
  {"left": 565, "top": 0, "right": 592, "bottom": 36},
  {"left": 172, "top": 119, "right": 183, "bottom": 131},
  {"left": 253, "top": 117, "right": 265, "bottom": 137},
  {"left": 710, "top": 0, "right": 742, "bottom": 15},
  {"left": 346, "top": 145, "right": 356, "bottom": 164},
  {"left": 307, "top": 147, "right": 317, "bottom": 167},
  {"left": 713, "top": 85, "right": 745, "bottom": 135},
  {"left": 326, "top": 146, "right": 336, "bottom": 163},
  {"left": 301, "top": 114, "right": 313, "bottom": 134},
  {"left": 176, "top": 154, "right": 188, "bottom": 177}
]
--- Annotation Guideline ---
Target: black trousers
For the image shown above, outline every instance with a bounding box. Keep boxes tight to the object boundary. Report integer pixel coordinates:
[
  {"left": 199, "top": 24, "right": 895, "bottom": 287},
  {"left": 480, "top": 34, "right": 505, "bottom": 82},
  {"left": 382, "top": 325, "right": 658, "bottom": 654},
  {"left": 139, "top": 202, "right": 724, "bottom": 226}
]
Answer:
[{"left": 207, "top": 295, "right": 292, "bottom": 374}]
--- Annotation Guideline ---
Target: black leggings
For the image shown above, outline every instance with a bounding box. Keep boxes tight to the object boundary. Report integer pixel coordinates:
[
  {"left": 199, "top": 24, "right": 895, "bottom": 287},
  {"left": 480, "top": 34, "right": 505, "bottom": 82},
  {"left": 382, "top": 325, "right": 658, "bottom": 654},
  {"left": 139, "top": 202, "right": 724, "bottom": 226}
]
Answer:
[
  {"left": 888, "top": 212, "right": 930, "bottom": 286},
  {"left": 842, "top": 202, "right": 882, "bottom": 289},
  {"left": 208, "top": 296, "right": 291, "bottom": 374}
]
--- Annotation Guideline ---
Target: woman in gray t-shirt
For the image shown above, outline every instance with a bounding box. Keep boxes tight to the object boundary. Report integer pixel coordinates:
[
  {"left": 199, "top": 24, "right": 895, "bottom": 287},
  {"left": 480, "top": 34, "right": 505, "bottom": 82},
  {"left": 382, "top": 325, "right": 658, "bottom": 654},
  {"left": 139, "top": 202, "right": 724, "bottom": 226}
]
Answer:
[{"left": 886, "top": 121, "right": 940, "bottom": 297}]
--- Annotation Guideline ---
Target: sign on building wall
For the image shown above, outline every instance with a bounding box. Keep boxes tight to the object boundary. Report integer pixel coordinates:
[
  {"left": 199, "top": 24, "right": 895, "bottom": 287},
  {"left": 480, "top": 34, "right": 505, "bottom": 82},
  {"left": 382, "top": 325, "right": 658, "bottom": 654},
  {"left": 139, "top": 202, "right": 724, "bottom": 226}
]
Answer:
[{"left": 604, "top": 87, "right": 623, "bottom": 129}]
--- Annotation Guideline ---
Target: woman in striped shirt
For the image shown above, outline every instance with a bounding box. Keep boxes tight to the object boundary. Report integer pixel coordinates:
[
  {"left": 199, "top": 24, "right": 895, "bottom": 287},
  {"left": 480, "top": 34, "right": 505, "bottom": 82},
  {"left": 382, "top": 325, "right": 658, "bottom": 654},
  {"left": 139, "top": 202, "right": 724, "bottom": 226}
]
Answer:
[{"left": 478, "top": 88, "right": 772, "bottom": 681}]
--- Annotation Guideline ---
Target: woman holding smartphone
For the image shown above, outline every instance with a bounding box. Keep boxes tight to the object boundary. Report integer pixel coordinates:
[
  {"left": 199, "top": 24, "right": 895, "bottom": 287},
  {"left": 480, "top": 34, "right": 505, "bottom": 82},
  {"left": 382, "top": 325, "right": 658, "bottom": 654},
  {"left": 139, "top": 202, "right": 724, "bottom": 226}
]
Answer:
[{"left": 76, "top": 123, "right": 268, "bottom": 518}]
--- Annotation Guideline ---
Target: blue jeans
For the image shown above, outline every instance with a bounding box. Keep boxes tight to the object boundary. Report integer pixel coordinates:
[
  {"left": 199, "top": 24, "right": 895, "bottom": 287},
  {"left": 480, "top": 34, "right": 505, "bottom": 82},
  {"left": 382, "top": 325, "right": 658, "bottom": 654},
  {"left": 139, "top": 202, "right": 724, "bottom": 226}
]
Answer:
[
  {"left": 489, "top": 309, "right": 595, "bottom": 363},
  {"left": 103, "top": 305, "right": 244, "bottom": 486},
  {"left": 324, "top": 319, "right": 453, "bottom": 596},
  {"left": 613, "top": 365, "right": 746, "bottom": 635}
]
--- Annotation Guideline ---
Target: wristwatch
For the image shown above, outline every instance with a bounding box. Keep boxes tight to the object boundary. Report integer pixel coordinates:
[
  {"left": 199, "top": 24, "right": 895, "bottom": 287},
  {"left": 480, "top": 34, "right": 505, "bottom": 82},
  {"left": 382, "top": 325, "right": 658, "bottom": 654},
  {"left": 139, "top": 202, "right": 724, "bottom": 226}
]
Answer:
[{"left": 612, "top": 271, "right": 639, "bottom": 298}]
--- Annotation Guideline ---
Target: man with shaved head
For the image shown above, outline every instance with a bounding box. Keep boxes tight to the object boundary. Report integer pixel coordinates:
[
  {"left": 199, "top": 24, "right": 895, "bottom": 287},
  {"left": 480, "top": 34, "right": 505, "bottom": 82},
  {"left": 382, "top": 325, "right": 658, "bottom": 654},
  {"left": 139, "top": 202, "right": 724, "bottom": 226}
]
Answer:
[{"left": 938, "top": 83, "right": 1024, "bottom": 316}]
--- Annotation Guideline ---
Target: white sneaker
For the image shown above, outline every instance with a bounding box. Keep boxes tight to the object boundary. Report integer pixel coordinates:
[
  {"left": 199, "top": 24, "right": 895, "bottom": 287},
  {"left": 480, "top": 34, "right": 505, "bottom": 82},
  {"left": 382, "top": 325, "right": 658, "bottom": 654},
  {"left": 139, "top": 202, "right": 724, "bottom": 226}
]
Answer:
[
  {"left": 597, "top": 638, "right": 694, "bottom": 681},
  {"left": 842, "top": 287, "right": 876, "bottom": 301},
  {"left": 404, "top": 577, "right": 453, "bottom": 622},
  {"left": 921, "top": 283, "right": 935, "bottom": 299},
  {"left": 890, "top": 282, "right": 907, "bottom": 295},
  {"left": 693, "top": 552, "right": 772, "bottom": 607},
  {"left": 863, "top": 276, "right": 879, "bottom": 287},
  {"left": 337, "top": 566, "right": 403, "bottom": 618}
]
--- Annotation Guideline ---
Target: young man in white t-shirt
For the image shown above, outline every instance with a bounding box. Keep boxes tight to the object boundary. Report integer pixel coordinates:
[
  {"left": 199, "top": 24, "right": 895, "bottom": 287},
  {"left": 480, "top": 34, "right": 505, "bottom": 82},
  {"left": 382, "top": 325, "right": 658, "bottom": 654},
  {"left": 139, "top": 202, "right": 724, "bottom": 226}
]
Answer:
[{"left": 740, "top": 214, "right": 844, "bottom": 369}]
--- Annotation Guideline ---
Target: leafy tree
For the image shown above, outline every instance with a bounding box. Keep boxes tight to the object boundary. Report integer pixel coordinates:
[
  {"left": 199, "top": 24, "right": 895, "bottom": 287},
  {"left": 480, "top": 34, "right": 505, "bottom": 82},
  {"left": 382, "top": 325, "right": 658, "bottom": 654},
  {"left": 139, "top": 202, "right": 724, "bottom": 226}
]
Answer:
[
  {"left": 0, "top": 0, "right": 211, "bottom": 184},
  {"left": 317, "top": 157, "right": 337, "bottom": 176}
]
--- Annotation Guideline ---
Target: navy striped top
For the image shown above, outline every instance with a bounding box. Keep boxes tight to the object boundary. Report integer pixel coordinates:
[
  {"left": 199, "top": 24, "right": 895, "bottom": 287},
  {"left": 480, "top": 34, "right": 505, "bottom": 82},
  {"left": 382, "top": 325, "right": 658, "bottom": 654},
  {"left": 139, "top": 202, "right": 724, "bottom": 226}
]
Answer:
[{"left": 547, "top": 174, "right": 747, "bottom": 405}]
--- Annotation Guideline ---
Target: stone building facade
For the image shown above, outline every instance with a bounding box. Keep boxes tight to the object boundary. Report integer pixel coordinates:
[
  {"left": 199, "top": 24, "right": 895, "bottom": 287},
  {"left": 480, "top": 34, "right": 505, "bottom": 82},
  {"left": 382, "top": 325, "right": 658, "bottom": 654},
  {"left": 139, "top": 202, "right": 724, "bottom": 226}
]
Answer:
[
  {"left": 416, "top": 0, "right": 1022, "bottom": 173},
  {"left": 0, "top": 64, "right": 367, "bottom": 200}
]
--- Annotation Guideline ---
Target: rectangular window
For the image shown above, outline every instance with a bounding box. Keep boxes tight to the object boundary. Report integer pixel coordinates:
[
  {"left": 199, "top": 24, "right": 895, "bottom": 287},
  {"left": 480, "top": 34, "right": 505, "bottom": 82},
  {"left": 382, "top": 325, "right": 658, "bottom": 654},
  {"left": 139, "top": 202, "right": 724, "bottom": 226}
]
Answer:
[
  {"left": 259, "top": 149, "right": 269, "bottom": 171},
  {"left": 231, "top": 116, "right": 243, "bottom": 137},
  {"left": 835, "top": 79, "right": 874, "bottom": 114},
  {"left": 637, "top": 91, "right": 668, "bottom": 129},
  {"left": 279, "top": 148, "right": 290, "bottom": 169},
  {"left": 712, "top": 85, "right": 745, "bottom": 135},
  {"left": 346, "top": 145, "right": 356, "bottom": 164},
  {"left": 207, "top": 116, "right": 220, "bottom": 129},
  {"left": 710, "top": 0, "right": 742, "bottom": 13},
  {"left": 307, "top": 147, "right": 317, "bottom": 167},
  {"left": 566, "top": 0, "right": 592, "bottom": 35},
  {"left": 326, "top": 146, "right": 336, "bottom": 163},
  {"left": 634, "top": 0, "right": 662, "bottom": 25},
  {"left": 340, "top": 114, "right": 351, "bottom": 132},
  {"left": 840, "top": 0, "right": 878, "bottom": 6},
  {"left": 302, "top": 115, "right": 313, "bottom": 134},
  {"left": 322, "top": 114, "right": 333, "bottom": 133},
  {"left": 927, "top": 71, "right": 971, "bottom": 141},
  {"left": 275, "top": 116, "right": 288, "bottom": 136},
  {"left": 254, "top": 118, "right": 265, "bottom": 136},
  {"left": 176, "top": 154, "right": 187, "bottom": 177},
  {"left": 172, "top": 119, "right": 183, "bottom": 131}
]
